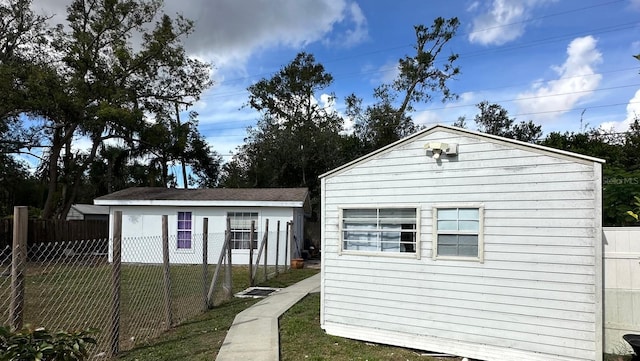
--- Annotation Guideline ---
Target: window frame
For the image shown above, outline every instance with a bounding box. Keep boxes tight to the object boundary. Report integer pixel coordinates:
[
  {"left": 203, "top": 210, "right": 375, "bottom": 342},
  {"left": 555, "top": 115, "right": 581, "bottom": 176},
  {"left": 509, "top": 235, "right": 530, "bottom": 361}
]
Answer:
[
  {"left": 227, "top": 211, "right": 259, "bottom": 250},
  {"left": 338, "top": 205, "right": 421, "bottom": 259},
  {"left": 176, "top": 211, "right": 193, "bottom": 250},
  {"left": 432, "top": 204, "right": 484, "bottom": 262}
]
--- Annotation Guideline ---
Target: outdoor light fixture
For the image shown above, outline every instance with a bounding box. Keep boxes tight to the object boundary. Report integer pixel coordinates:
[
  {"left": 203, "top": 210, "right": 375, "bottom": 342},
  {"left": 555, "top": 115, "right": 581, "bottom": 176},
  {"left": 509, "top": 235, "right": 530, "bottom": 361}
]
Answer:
[{"left": 424, "top": 142, "right": 458, "bottom": 159}]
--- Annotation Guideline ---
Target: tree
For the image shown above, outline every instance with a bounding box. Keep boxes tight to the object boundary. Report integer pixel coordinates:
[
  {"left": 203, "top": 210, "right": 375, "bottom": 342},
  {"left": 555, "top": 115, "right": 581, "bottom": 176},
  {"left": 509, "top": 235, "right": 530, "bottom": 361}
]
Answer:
[
  {"left": 0, "top": 0, "right": 55, "bottom": 217},
  {"left": 474, "top": 101, "right": 542, "bottom": 142},
  {"left": 0, "top": 0, "right": 52, "bottom": 156},
  {"left": 348, "top": 88, "right": 418, "bottom": 154},
  {"left": 623, "top": 117, "right": 640, "bottom": 170},
  {"left": 221, "top": 52, "right": 344, "bottom": 204},
  {"left": 540, "top": 127, "right": 639, "bottom": 226},
  {"left": 134, "top": 109, "right": 220, "bottom": 189},
  {"left": 626, "top": 195, "right": 640, "bottom": 222},
  {"left": 350, "top": 17, "right": 460, "bottom": 153},
  {"left": 187, "top": 132, "right": 222, "bottom": 188},
  {"left": 452, "top": 116, "right": 467, "bottom": 128},
  {"left": 20, "top": 0, "right": 213, "bottom": 219}
]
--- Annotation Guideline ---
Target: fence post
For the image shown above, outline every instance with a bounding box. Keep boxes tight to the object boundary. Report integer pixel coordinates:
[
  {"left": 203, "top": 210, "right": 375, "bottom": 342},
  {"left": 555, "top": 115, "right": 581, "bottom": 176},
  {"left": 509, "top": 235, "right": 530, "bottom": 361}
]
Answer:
[
  {"left": 263, "top": 219, "right": 269, "bottom": 283},
  {"left": 223, "top": 217, "right": 232, "bottom": 300},
  {"left": 249, "top": 220, "right": 255, "bottom": 287},
  {"left": 9, "top": 206, "right": 27, "bottom": 331},
  {"left": 284, "top": 222, "right": 290, "bottom": 270},
  {"left": 161, "top": 215, "right": 173, "bottom": 329},
  {"left": 202, "top": 218, "right": 208, "bottom": 312},
  {"left": 109, "top": 210, "right": 122, "bottom": 357},
  {"left": 275, "top": 221, "right": 280, "bottom": 276},
  {"left": 206, "top": 223, "right": 232, "bottom": 306},
  {"left": 252, "top": 229, "right": 268, "bottom": 282},
  {"left": 290, "top": 219, "right": 296, "bottom": 261}
]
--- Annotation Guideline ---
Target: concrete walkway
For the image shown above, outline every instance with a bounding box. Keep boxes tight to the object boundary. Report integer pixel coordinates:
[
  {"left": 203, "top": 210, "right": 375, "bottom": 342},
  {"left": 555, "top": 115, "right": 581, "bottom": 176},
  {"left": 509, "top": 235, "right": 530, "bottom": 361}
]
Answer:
[{"left": 216, "top": 273, "right": 321, "bottom": 361}]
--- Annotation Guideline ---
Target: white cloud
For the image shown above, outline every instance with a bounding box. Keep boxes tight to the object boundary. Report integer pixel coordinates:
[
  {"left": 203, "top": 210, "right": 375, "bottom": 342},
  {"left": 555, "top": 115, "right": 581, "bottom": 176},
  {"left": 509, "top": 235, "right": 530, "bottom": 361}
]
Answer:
[
  {"left": 32, "top": 0, "right": 366, "bottom": 68},
  {"left": 413, "top": 91, "right": 478, "bottom": 128},
  {"left": 324, "top": 2, "right": 368, "bottom": 48},
  {"left": 372, "top": 61, "right": 399, "bottom": 85},
  {"left": 180, "top": 0, "right": 348, "bottom": 66},
  {"left": 466, "top": 1, "right": 480, "bottom": 12},
  {"left": 413, "top": 110, "right": 442, "bottom": 127},
  {"left": 468, "top": 0, "right": 555, "bottom": 46},
  {"left": 600, "top": 89, "right": 640, "bottom": 131},
  {"left": 631, "top": 0, "right": 640, "bottom": 10},
  {"left": 449, "top": 92, "right": 477, "bottom": 107},
  {"left": 516, "top": 36, "right": 602, "bottom": 119}
]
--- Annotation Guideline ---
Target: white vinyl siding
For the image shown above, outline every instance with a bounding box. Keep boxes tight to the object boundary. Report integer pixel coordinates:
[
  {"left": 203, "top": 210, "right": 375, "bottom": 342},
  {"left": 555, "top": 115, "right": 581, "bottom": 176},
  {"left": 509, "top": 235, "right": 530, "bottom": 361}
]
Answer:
[
  {"left": 108, "top": 206, "right": 299, "bottom": 266},
  {"left": 321, "top": 128, "right": 601, "bottom": 361},
  {"left": 341, "top": 207, "right": 418, "bottom": 254}
]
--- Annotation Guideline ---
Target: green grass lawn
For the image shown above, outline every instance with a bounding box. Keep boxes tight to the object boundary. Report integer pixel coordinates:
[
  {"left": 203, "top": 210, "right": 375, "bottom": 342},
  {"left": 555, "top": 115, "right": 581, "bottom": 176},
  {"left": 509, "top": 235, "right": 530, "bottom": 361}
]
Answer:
[
  {"left": 0, "top": 257, "right": 312, "bottom": 358},
  {"left": 117, "top": 268, "right": 319, "bottom": 361}
]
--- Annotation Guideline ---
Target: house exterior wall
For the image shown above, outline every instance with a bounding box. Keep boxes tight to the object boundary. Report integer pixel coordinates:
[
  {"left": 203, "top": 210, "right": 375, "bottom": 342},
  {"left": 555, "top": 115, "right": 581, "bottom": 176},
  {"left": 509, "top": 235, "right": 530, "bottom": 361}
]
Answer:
[
  {"left": 321, "top": 129, "right": 602, "bottom": 361},
  {"left": 66, "top": 207, "right": 84, "bottom": 220},
  {"left": 107, "top": 205, "right": 301, "bottom": 265},
  {"left": 603, "top": 227, "right": 640, "bottom": 354}
]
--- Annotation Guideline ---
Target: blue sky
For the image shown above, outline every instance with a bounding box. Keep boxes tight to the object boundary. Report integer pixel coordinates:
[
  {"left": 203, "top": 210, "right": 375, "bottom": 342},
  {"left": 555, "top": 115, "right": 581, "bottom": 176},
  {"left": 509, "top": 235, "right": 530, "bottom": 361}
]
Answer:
[{"left": 33, "top": 0, "right": 640, "bottom": 162}]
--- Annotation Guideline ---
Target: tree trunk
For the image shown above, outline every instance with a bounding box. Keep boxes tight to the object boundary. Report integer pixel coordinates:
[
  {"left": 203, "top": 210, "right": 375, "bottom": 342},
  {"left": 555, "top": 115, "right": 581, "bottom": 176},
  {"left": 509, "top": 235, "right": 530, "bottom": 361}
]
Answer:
[
  {"left": 161, "top": 157, "right": 169, "bottom": 186},
  {"left": 59, "top": 137, "right": 101, "bottom": 220},
  {"left": 42, "top": 122, "right": 79, "bottom": 219},
  {"left": 181, "top": 159, "right": 188, "bottom": 189},
  {"left": 41, "top": 128, "right": 62, "bottom": 219},
  {"left": 174, "top": 104, "right": 188, "bottom": 189}
]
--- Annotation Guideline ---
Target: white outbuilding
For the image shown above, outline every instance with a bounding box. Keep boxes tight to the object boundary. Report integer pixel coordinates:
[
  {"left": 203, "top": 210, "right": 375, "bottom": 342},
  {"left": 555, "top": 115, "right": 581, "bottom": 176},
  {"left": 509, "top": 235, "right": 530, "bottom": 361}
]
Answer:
[
  {"left": 94, "top": 187, "right": 309, "bottom": 265},
  {"left": 320, "top": 125, "right": 605, "bottom": 361}
]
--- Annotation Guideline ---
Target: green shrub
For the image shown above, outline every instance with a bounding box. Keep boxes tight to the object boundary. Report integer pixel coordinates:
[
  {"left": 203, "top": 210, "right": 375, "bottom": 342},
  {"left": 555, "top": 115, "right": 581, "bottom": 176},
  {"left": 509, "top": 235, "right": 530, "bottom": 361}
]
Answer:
[
  {"left": 627, "top": 195, "right": 640, "bottom": 222},
  {"left": 0, "top": 326, "right": 96, "bottom": 361}
]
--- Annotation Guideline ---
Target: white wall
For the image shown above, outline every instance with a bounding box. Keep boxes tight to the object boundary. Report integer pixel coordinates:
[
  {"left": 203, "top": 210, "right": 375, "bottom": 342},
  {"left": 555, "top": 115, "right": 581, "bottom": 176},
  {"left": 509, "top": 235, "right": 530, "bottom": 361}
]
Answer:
[
  {"left": 107, "top": 205, "right": 300, "bottom": 265},
  {"left": 321, "top": 129, "right": 601, "bottom": 361},
  {"left": 66, "top": 207, "right": 84, "bottom": 220},
  {"left": 603, "top": 227, "right": 640, "bottom": 354}
]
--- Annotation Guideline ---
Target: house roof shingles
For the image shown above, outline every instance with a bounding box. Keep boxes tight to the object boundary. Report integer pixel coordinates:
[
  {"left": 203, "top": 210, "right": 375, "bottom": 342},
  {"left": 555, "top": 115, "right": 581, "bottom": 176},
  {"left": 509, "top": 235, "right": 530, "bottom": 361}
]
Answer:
[
  {"left": 95, "top": 187, "right": 309, "bottom": 203},
  {"left": 71, "top": 204, "right": 109, "bottom": 215}
]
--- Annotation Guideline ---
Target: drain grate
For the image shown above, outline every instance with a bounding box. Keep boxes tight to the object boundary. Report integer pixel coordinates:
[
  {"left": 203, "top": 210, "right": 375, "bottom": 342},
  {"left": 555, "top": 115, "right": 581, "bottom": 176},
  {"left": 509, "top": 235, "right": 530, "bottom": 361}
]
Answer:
[
  {"left": 235, "top": 287, "right": 281, "bottom": 298},
  {"left": 245, "top": 288, "right": 276, "bottom": 297}
]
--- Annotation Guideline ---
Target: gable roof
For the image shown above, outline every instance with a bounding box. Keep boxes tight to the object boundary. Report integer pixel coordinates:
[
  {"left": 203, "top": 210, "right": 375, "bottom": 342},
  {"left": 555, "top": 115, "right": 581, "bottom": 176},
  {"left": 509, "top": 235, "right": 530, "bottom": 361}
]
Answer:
[
  {"left": 94, "top": 187, "right": 310, "bottom": 209},
  {"left": 70, "top": 204, "right": 109, "bottom": 215},
  {"left": 321, "top": 124, "right": 605, "bottom": 179}
]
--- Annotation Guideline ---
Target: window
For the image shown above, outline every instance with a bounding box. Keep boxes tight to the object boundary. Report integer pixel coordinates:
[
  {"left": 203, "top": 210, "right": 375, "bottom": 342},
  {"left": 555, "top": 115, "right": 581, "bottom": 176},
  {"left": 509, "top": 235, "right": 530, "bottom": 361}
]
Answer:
[
  {"left": 341, "top": 208, "right": 418, "bottom": 254},
  {"left": 228, "top": 212, "right": 258, "bottom": 249},
  {"left": 177, "top": 211, "right": 192, "bottom": 249},
  {"left": 433, "top": 207, "right": 483, "bottom": 260}
]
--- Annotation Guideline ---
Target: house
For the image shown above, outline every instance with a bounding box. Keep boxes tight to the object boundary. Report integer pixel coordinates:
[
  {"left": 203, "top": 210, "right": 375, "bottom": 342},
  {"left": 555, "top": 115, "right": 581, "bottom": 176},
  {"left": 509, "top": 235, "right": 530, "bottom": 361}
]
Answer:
[
  {"left": 320, "top": 125, "right": 605, "bottom": 361},
  {"left": 94, "top": 187, "right": 309, "bottom": 265},
  {"left": 66, "top": 204, "right": 109, "bottom": 221}
]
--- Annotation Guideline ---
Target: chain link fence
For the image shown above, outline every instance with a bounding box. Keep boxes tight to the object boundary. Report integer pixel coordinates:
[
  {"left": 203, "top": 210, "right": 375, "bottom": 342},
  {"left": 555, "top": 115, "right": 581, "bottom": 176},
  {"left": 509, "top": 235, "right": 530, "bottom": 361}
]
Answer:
[
  {"left": 1, "top": 209, "right": 293, "bottom": 358},
  {"left": 0, "top": 245, "right": 13, "bottom": 326}
]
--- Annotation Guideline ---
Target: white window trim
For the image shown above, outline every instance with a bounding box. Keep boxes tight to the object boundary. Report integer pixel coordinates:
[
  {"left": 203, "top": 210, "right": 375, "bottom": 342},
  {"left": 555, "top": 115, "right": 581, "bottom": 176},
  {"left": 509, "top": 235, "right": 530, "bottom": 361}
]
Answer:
[
  {"left": 176, "top": 211, "right": 195, "bottom": 253},
  {"left": 338, "top": 205, "right": 421, "bottom": 259},
  {"left": 432, "top": 204, "right": 484, "bottom": 263},
  {"left": 228, "top": 211, "right": 260, "bottom": 251}
]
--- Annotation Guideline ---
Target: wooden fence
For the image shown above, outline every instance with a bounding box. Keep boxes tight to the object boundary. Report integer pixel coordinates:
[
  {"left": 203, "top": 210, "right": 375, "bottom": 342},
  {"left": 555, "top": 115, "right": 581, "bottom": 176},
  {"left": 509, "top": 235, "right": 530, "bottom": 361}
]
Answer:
[{"left": 0, "top": 219, "right": 108, "bottom": 248}]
